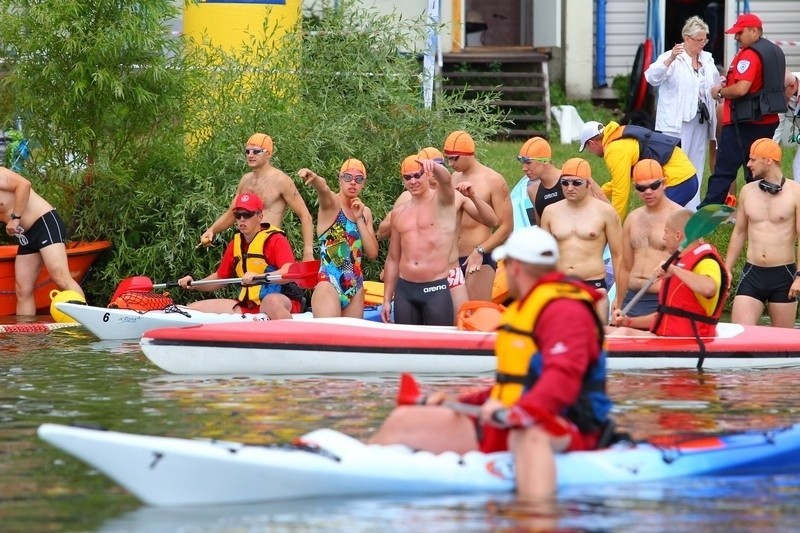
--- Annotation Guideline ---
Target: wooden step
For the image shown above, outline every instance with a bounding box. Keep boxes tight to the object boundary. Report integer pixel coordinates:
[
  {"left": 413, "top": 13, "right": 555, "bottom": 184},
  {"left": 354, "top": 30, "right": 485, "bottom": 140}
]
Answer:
[
  {"left": 440, "top": 85, "right": 546, "bottom": 93},
  {"left": 491, "top": 100, "right": 547, "bottom": 109},
  {"left": 504, "top": 114, "right": 548, "bottom": 122},
  {"left": 442, "top": 71, "right": 546, "bottom": 80}
]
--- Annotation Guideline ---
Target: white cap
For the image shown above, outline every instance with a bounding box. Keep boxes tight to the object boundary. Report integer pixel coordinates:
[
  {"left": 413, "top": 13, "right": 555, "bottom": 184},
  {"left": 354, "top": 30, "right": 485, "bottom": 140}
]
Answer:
[
  {"left": 578, "top": 121, "right": 605, "bottom": 152},
  {"left": 492, "top": 226, "right": 559, "bottom": 266}
]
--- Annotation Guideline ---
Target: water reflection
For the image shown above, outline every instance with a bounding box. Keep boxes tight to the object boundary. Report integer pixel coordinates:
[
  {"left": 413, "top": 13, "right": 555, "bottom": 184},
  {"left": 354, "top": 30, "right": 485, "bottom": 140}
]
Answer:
[{"left": 4, "top": 330, "right": 800, "bottom": 530}]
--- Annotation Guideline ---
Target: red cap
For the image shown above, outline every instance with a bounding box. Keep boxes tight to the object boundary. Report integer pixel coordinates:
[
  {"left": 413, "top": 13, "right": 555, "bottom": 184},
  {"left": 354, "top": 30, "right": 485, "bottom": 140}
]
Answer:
[
  {"left": 725, "top": 13, "right": 762, "bottom": 34},
  {"left": 234, "top": 193, "right": 264, "bottom": 212}
]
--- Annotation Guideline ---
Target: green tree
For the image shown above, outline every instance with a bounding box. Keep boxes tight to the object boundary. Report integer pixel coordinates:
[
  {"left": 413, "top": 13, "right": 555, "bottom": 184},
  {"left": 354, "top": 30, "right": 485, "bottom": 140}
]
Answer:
[{"left": 0, "top": 0, "right": 187, "bottom": 214}]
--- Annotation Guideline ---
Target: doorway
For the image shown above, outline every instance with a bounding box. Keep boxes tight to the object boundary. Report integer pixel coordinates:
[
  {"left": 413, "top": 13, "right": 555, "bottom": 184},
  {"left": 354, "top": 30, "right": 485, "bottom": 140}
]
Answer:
[{"left": 664, "top": 1, "right": 726, "bottom": 68}]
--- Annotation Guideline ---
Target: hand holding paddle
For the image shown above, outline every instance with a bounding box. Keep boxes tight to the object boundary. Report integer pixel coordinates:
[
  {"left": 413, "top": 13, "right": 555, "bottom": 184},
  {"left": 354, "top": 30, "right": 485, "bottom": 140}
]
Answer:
[
  {"left": 619, "top": 204, "right": 733, "bottom": 318},
  {"left": 112, "top": 260, "right": 320, "bottom": 303},
  {"left": 396, "top": 373, "right": 568, "bottom": 435}
]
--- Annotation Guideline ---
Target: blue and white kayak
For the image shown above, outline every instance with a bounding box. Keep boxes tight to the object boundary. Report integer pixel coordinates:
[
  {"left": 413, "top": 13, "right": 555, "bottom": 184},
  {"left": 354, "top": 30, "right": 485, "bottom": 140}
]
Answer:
[{"left": 38, "top": 422, "right": 800, "bottom": 507}]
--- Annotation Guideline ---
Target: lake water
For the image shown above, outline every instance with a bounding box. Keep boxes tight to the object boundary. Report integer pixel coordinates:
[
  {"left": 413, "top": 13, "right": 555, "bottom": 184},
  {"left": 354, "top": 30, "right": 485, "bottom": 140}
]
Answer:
[{"left": 3, "top": 322, "right": 800, "bottom": 531}]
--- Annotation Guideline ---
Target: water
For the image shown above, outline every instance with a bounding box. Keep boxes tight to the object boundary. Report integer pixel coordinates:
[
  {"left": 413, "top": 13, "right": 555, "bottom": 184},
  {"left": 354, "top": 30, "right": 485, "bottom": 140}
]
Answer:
[{"left": 3, "top": 323, "right": 800, "bottom": 531}]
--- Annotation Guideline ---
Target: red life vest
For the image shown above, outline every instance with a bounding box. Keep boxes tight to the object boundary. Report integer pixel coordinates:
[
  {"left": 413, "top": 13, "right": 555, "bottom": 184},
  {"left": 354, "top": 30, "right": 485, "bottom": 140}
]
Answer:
[{"left": 651, "top": 243, "right": 729, "bottom": 338}]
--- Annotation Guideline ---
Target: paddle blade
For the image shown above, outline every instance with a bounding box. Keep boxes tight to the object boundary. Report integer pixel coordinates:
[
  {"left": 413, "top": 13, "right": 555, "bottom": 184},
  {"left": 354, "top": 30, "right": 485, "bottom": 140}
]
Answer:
[
  {"left": 109, "top": 276, "right": 154, "bottom": 305},
  {"left": 681, "top": 204, "right": 734, "bottom": 247},
  {"left": 397, "top": 373, "right": 423, "bottom": 406},
  {"left": 287, "top": 259, "right": 321, "bottom": 276}
]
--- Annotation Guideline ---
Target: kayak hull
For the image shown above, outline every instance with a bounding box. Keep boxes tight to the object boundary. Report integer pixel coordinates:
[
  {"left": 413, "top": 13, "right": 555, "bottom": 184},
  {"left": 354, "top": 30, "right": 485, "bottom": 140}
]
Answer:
[
  {"left": 138, "top": 318, "right": 800, "bottom": 374},
  {"left": 56, "top": 302, "right": 383, "bottom": 341},
  {"left": 38, "top": 423, "right": 800, "bottom": 507},
  {"left": 0, "top": 240, "right": 111, "bottom": 316}
]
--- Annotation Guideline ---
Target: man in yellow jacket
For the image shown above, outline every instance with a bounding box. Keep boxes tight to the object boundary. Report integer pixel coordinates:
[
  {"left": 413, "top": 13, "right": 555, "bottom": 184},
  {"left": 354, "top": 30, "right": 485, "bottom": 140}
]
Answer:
[{"left": 579, "top": 121, "right": 699, "bottom": 221}]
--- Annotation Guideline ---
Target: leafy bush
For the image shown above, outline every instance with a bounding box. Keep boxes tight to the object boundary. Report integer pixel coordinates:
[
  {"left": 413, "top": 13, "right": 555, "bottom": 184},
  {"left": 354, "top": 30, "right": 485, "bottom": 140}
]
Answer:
[{"left": 0, "top": 0, "right": 505, "bottom": 302}]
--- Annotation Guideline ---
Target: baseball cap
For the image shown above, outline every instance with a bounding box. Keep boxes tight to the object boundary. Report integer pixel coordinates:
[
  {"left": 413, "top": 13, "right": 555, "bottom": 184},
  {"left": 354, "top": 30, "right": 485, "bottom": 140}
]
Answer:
[
  {"left": 725, "top": 13, "right": 762, "bottom": 34},
  {"left": 401, "top": 155, "right": 422, "bottom": 175},
  {"left": 443, "top": 130, "right": 476, "bottom": 156},
  {"left": 491, "top": 226, "right": 559, "bottom": 266},
  {"left": 234, "top": 193, "right": 264, "bottom": 212},
  {"left": 750, "top": 138, "right": 782, "bottom": 162},
  {"left": 246, "top": 133, "right": 273, "bottom": 153},
  {"left": 418, "top": 146, "right": 444, "bottom": 162},
  {"left": 561, "top": 157, "right": 592, "bottom": 179},
  {"left": 518, "top": 137, "right": 552, "bottom": 160},
  {"left": 632, "top": 159, "right": 665, "bottom": 183},
  {"left": 578, "top": 121, "right": 605, "bottom": 152},
  {"left": 340, "top": 158, "right": 367, "bottom": 176}
]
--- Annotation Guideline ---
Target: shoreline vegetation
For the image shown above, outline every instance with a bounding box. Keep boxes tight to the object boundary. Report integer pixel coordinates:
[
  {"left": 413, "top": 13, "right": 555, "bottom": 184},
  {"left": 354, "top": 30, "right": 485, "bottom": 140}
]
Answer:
[{"left": 0, "top": 0, "right": 794, "bottom": 316}]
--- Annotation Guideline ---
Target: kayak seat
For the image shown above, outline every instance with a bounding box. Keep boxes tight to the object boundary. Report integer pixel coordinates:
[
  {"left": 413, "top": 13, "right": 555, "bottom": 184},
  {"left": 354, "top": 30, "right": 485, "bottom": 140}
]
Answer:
[
  {"left": 596, "top": 419, "right": 634, "bottom": 449},
  {"left": 457, "top": 301, "right": 506, "bottom": 332}
]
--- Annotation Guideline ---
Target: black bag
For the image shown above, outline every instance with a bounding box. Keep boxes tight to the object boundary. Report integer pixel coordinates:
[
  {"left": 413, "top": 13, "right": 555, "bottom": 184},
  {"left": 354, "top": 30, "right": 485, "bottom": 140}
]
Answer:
[{"left": 698, "top": 100, "right": 711, "bottom": 124}]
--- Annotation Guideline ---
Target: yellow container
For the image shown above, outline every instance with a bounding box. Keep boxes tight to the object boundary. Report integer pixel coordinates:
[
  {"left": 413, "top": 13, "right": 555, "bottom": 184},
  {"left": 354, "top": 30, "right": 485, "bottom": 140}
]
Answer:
[
  {"left": 183, "top": 0, "right": 301, "bottom": 52},
  {"left": 49, "top": 289, "right": 86, "bottom": 323}
]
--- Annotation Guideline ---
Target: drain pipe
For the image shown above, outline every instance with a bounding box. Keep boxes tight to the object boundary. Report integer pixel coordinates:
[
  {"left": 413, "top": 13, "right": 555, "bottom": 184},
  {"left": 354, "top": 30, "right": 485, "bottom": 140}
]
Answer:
[{"left": 596, "top": 0, "right": 607, "bottom": 87}]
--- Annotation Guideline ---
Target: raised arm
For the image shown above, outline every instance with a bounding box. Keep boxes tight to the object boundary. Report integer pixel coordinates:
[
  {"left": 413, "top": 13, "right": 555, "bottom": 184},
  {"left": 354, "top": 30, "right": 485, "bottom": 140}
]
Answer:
[{"left": 427, "top": 160, "right": 455, "bottom": 206}]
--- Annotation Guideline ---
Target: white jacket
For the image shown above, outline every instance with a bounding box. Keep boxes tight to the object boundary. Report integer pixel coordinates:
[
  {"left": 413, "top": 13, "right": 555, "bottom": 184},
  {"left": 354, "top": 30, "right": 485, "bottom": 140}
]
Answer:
[
  {"left": 645, "top": 49, "right": 719, "bottom": 139},
  {"left": 774, "top": 72, "right": 800, "bottom": 145}
]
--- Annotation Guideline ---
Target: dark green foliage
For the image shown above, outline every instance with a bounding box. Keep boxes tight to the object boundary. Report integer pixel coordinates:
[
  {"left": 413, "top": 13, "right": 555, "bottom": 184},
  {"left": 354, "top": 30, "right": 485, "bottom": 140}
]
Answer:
[{"left": 0, "top": 0, "right": 505, "bottom": 302}]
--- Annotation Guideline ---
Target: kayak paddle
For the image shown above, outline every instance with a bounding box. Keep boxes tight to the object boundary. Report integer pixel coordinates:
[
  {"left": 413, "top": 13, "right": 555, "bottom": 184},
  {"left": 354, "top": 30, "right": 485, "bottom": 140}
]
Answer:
[
  {"left": 111, "top": 259, "right": 320, "bottom": 303},
  {"left": 620, "top": 204, "right": 733, "bottom": 318},
  {"left": 396, "top": 373, "right": 567, "bottom": 435}
]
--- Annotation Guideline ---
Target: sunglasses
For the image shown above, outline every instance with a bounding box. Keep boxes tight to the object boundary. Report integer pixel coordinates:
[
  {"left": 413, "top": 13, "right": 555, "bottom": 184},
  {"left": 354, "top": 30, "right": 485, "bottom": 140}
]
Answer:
[
  {"left": 634, "top": 180, "right": 663, "bottom": 193},
  {"left": 341, "top": 173, "right": 366, "bottom": 184},
  {"left": 560, "top": 178, "right": 586, "bottom": 188},
  {"left": 244, "top": 148, "right": 266, "bottom": 156},
  {"left": 758, "top": 179, "right": 784, "bottom": 195},
  {"left": 432, "top": 158, "right": 445, "bottom": 165},
  {"left": 517, "top": 155, "right": 550, "bottom": 164},
  {"left": 233, "top": 210, "right": 258, "bottom": 220},
  {"left": 402, "top": 171, "right": 424, "bottom": 181},
  {"left": 445, "top": 155, "right": 460, "bottom": 163}
]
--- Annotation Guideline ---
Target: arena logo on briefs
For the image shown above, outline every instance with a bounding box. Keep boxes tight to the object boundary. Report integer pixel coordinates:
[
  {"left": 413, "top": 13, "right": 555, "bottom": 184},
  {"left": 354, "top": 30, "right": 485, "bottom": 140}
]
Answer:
[{"left": 736, "top": 60, "right": 751, "bottom": 74}]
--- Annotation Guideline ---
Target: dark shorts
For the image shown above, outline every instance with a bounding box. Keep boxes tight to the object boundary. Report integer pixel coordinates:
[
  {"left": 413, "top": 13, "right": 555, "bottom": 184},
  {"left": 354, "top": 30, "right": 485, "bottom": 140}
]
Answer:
[
  {"left": 585, "top": 278, "right": 608, "bottom": 291},
  {"left": 458, "top": 252, "right": 498, "bottom": 275},
  {"left": 393, "top": 277, "right": 454, "bottom": 326},
  {"left": 621, "top": 289, "right": 660, "bottom": 317},
  {"left": 665, "top": 175, "right": 699, "bottom": 207},
  {"left": 17, "top": 210, "right": 68, "bottom": 255},
  {"left": 236, "top": 297, "right": 302, "bottom": 315},
  {"left": 736, "top": 262, "right": 797, "bottom": 304}
]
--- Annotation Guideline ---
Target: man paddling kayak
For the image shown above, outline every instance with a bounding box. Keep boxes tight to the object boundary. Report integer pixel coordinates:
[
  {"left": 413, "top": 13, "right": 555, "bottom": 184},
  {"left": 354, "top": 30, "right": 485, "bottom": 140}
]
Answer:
[
  {"left": 179, "top": 193, "right": 303, "bottom": 319},
  {"left": 371, "top": 226, "right": 613, "bottom": 501}
]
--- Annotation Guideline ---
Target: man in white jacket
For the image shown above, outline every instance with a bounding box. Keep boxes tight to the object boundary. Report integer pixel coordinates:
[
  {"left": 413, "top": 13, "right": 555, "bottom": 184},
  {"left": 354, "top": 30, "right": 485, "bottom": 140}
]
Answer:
[
  {"left": 774, "top": 70, "right": 800, "bottom": 181},
  {"left": 645, "top": 16, "right": 720, "bottom": 210}
]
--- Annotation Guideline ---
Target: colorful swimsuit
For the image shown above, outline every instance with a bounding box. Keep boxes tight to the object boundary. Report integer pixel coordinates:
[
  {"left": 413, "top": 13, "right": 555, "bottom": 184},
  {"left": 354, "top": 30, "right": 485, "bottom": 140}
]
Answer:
[{"left": 318, "top": 209, "right": 364, "bottom": 308}]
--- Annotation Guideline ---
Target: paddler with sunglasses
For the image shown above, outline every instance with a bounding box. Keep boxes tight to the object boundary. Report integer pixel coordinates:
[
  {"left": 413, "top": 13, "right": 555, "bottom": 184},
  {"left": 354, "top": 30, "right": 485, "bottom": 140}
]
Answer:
[
  {"left": 199, "top": 133, "right": 315, "bottom": 262},
  {"left": 297, "top": 159, "right": 379, "bottom": 319},
  {"left": 178, "top": 193, "right": 303, "bottom": 319},
  {"left": 579, "top": 120, "right": 699, "bottom": 221},
  {"left": 725, "top": 139, "right": 800, "bottom": 328},
  {"left": 539, "top": 158, "right": 623, "bottom": 320},
  {"left": 612, "top": 160, "right": 682, "bottom": 320}
]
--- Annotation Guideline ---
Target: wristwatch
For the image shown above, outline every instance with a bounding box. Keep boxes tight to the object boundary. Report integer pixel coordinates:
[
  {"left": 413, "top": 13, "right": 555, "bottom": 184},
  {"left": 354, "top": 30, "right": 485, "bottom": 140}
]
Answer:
[
  {"left": 10, "top": 214, "right": 21, "bottom": 220},
  {"left": 475, "top": 245, "right": 486, "bottom": 255}
]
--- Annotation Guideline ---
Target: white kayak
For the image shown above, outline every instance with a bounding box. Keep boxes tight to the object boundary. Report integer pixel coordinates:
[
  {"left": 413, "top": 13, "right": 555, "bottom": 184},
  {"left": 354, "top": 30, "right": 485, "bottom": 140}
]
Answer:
[
  {"left": 38, "top": 422, "right": 800, "bottom": 507},
  {"left": 55, "top": 302, "right": 385, "bottom": 341}
]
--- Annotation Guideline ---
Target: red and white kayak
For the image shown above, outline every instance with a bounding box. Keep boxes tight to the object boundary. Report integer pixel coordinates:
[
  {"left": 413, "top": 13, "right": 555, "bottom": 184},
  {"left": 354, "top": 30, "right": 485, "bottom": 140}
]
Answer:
[{"left": 139, "top": 318, "right": 800, "bottom": 374}]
